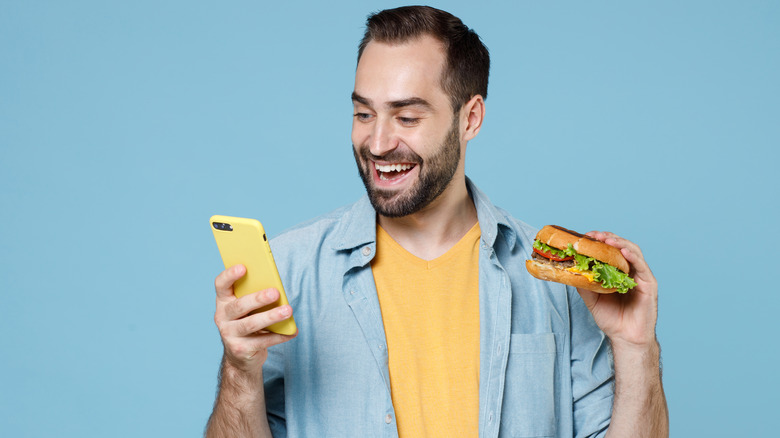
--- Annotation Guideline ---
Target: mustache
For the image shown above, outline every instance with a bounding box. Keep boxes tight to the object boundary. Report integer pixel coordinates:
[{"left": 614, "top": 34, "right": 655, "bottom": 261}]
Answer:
[{"left": 356, "top": 145, "right": 423, "bottom": 164}]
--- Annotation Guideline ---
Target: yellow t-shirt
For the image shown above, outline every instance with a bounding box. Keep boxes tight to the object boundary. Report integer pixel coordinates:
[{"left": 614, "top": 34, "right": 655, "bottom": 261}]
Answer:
[{"left": 372, "top": 224, "right": 480, "bottom": 437}]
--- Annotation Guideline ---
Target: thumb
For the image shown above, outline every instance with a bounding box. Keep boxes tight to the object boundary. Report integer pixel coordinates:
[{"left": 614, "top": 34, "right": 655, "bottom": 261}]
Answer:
[{"left": 215, "top": 264, "right": 246, "bottom": 299}]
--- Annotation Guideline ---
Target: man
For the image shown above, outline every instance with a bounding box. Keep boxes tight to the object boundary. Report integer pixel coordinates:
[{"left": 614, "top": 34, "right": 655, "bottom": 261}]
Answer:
[{"left": 206, "top": 6, "right": 668, "bottom": 438}]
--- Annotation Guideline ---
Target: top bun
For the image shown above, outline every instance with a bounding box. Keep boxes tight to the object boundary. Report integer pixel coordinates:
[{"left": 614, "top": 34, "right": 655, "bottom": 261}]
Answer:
[{"left": 535, "top": 225, "right": 630, "bottom": 274}]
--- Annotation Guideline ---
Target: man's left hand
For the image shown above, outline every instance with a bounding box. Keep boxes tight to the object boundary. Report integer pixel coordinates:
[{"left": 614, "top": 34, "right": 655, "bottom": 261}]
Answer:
[{"left": 576, "top": 231, "right": 658, "bottom": 349}]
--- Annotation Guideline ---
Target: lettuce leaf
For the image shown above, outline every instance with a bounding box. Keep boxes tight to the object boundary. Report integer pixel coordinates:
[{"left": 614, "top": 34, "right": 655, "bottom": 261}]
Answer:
[
  {"left": 533, "top": 240, "right": 568, "bottom": 258},
  {"left": 591, "top": 262, "right": 637, "bottom": 293},
  {"left": 531, "top": 239, "right": 637, "bottom": 293}
]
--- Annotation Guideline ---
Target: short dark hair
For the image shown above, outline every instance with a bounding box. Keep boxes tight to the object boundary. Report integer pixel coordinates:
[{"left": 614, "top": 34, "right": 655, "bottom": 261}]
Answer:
[{"left": 357, "top": 5, "right": 490, "bottom": 112}]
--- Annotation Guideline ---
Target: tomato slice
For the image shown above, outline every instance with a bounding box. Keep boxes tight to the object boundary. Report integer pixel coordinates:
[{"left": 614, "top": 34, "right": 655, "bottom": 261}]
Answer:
[{"left": 533, "top": 247, "right": 574, "bottom": 262}]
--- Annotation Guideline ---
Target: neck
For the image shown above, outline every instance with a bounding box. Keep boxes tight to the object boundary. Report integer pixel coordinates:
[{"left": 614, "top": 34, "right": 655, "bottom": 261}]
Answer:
[{"left": 377, "top": 177, "right": 478, "bottom": 260}]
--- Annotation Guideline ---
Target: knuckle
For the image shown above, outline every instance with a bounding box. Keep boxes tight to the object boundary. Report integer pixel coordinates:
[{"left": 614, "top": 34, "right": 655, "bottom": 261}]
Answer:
[
  {"left": 230, "top": 342, "right": 246, "bottom": 357},
  {"left": 215, "top": 266, "right": 243, "bottom": 293},
  {"left": 257, "top": 288, "right": 275, "bottom": 303},
  {"left": 239, "top": 316, "right": 259, "bottom": 335},
  {"left": 225, "top": 341, "right": 247, "bottom": 358},
  {"left": 230, "top": 297, "right": 253, "bottom": 319},
  {"left": 224, "top": 299, "right": 240, "bottom": 317},
  {"left": 216, "top": 320, "right": 230, "bottom": 338},
  {"left": 215, "top": 269, "right": 230, "bottom": 289}
]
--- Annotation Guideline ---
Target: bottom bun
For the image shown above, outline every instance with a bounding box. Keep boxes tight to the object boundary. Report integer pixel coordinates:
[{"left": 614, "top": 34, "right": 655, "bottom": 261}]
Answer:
[{"left": 525, "top": 260, "right": 617, "bottom": 294}]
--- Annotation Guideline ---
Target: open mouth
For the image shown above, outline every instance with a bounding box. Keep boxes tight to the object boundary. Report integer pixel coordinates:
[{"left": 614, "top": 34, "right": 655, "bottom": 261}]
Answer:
[{"left": 375, "top": 162, "right": 416, "bottom": 181}]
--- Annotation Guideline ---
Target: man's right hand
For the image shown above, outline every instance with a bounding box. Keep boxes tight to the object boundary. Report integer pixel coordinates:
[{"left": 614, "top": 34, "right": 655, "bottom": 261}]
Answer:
[
  {"left": 214, "top": 264, "right": 297, "bottom": 374},
  {"left": 207, "top": 264, "right": 295, "bottom": 437}
]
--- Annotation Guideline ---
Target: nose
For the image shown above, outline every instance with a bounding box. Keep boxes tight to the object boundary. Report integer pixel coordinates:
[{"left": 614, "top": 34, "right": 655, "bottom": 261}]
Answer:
[{"left": 368, "top": 118, "right": 398, "bottom": 157}]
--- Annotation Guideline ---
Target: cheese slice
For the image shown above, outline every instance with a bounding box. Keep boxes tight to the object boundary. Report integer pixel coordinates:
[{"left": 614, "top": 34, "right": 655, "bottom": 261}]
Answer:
[{"left": 566, "top": 267, "right": 596, "bottom": 282}]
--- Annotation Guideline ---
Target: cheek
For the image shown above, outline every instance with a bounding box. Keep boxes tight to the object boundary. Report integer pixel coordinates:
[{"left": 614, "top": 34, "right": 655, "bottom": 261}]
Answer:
[
  {"left": 351, "top": 121, "right": 368, "bottom": 147},
  {"left": 414, "top": 129, "right": 447, "bottom": 155}
]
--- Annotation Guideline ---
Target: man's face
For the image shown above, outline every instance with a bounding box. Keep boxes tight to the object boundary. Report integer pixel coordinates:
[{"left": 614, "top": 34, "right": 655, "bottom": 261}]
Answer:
[{"left": 351, "top": 36, "right": 464, "bottom": 218}]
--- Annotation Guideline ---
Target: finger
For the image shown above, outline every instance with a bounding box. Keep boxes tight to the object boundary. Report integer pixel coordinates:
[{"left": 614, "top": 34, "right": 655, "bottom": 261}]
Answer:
[
  {"left": 224, "top": 288, "right": 280, "bottom": 321},
  {"left": 575, "top": 286, "right": 599, "bottom": 312},
  {"left": 602, "top": 233, "right": 642, "bottom": 255},
  {"left": 247, "top": 331, "right": 298, "bottom": 350},
  {"left": 601, "top": 235, "right": 645, "bottom": 266},
  {"left": 587, "top": 232, "right": 654, "bottom": 283},
  {"left": 588, "top": 230, "right": 627, "bottom": 247},
  {"left": 214, "top": 264, "right": 246, "bottom": 299},
  {"left": 620, "top": 247, "right": 654, "bottom": 283},
  {"left": 225, "top": 330, "right": 298, "bottom": 362},
  {"left": 601, "top": 235, "right": 655, "bottom": 284},
  {"left": 588, "top": 231, "right": 644, "bottom": 260},
  {"left": 586, "top": 230, "right": 617, "bottom": 243},
  {"left": 234, "top": 304, "right": 293, "bottom": 337},
  {"left": 584, "top": 230, "right": 601, "bottom": 240}
]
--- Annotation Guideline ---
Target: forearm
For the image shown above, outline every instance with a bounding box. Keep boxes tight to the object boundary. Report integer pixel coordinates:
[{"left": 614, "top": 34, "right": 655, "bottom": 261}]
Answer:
[
  {"left": 605, "top": 339, "right": 668, "bottom": 438},
  {"left": 205, "top": 355, "right": 273, "bottom": 438}
]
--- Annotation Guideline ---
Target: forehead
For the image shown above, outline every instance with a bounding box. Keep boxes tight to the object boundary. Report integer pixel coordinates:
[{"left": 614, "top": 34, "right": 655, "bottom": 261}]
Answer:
[{"left": 354, "top": 35, "right": 448, "bottom": 107}]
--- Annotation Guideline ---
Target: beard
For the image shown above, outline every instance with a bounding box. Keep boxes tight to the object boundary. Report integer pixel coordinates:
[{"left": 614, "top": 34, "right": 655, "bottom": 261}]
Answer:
[{"left": 353, "top": 117, "right": 461, "bottom": 218}]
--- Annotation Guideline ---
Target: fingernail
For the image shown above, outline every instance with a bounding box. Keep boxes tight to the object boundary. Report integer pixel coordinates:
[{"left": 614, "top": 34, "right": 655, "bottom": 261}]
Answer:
[
  {"left": 266, "top": 289, "right": 277, "bottom": 300},
  {"left": 279, "top": 306, "right": 291, "bottom": 317}
]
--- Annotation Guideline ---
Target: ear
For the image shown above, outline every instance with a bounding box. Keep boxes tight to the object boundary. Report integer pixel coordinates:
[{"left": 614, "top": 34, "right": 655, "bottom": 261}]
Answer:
[{"left": 461, "top": 94, "right": 485, "bottom": 142}]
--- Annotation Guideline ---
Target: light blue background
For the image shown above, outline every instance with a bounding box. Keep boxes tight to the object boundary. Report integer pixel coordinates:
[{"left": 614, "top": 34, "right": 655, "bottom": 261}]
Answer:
[{"left": 2, "top": 1, "right": 778, "bottom": 436}]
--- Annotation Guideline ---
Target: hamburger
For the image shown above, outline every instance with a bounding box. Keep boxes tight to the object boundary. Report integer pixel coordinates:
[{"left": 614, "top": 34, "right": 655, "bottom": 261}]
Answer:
[{"left": 525, "top": 225, "right": 637, "bottom": 294}]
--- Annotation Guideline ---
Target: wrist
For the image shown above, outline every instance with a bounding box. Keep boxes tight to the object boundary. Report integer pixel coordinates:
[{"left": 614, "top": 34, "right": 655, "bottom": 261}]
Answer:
[
  {"left": 220, "top": 355, "right": 265, "bottom": 405},
  {"left": 208, "top": 355, "right": 271, "bottom": 437},
  {"left": 611, "top": 333, "right": 658, "bottom": 351},
  {"left": 610, "top": 332, "right": 660, "bottom": 358},
  {"left": 610, "top": 337, "right": 662, "bottom": 381}
]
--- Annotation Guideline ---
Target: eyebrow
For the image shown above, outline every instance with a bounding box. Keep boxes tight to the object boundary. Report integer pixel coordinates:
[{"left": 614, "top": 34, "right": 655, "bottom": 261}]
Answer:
[{"left": 351, "top": 92, "right": 433, "bottom": 111}]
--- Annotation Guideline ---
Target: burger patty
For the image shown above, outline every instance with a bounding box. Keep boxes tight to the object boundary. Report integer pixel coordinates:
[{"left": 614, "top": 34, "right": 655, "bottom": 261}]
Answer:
[{"left": 532, "top": 251, "right": 575, "bottom": 268}]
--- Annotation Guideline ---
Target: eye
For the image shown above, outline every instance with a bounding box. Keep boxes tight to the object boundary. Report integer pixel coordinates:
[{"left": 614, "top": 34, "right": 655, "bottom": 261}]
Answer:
[
  {"left": 398, "top": 117, "right": 420, "bottom": 126},
  {"left": 353, "top": 112, "right": 373, "bottom": 122}
]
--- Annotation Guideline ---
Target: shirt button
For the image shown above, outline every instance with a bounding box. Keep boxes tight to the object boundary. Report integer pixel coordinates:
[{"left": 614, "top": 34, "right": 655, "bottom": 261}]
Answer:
[
  {"left": 385, "top": 414, "right": 392, "bottom": 424},
  {"left": 362, "top": 246, "right": 372, "bottom": 256}
]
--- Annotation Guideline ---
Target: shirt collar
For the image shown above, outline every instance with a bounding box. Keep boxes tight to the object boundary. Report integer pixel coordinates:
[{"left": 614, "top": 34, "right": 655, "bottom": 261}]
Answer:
[
  {"left": 331, "top": 177, "right": 517, "bottom": 252},
  {"left": 331, "top": 195, "right": 377, "bottom": 251},
  {"left": 467, "top": 177, "right": 517, "bottom": 252}
]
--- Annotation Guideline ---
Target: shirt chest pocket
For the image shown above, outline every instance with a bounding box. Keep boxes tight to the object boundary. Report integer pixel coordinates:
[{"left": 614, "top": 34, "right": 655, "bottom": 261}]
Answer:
[{"left": 499, "top": 333, "right": 560, "bottom": 437}]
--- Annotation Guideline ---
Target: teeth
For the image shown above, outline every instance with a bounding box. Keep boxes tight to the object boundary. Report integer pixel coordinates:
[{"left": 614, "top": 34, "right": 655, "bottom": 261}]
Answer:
[{"left": 375, "top": 163, "right": 413, "bottom": 172}]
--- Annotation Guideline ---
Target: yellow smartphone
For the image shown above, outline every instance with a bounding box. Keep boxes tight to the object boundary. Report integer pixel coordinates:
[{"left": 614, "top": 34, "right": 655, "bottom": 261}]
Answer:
[{"left": 210, "top": 215, "right": 297, "bottom": 335}]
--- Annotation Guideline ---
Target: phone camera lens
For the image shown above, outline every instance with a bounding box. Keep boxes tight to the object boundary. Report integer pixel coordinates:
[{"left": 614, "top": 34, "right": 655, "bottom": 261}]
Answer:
[{"left": 212, "top": 222, "right": 233, "bottom": 231}]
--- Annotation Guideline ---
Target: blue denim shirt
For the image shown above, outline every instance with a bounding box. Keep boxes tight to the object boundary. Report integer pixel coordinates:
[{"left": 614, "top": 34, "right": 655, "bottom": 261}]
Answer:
[{"left": 266, "top": 180, "right": 613, "bottom": 438}]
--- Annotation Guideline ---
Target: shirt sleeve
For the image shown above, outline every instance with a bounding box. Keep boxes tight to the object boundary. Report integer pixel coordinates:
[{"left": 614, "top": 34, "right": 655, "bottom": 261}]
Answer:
[
  {"left": 264, "top": 344, "right": 287, "bottom": 437},
  {"left": 568, "top": 286, "right": 614, "bottom": 438}
]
